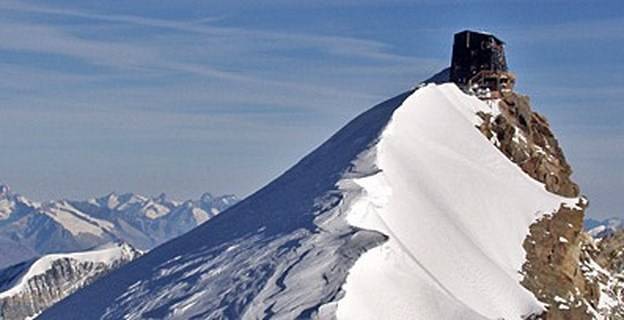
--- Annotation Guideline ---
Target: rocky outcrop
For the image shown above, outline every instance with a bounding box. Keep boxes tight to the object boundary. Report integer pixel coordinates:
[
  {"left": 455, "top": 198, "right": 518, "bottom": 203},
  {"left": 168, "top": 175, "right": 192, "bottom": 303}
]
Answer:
[
  {"left": 586, "top": 230, "right": 624, "bottom": 317},
  {"left": 470, "top": 88, "right": 624, "bottom": 318},
  {"left": 0, "top": 243, "right": 140, "bottom": 320},
  {"left": 476, "top": 93, "right": 579, "bottom": 197},
  {"left": 521, "top": 202, "right": 603, "bottom": 319},
  {"left": 472, "top": 90, "right": 610, "bottom": 318},
  {"left": 476, "top": 97, "right": 624, "bottom": 319},
  {"left": 453, "top": 33, "right": 599, "bottom": 317},
  {"left": 595, "top": 231, "right": 624, "bottom": 272}
]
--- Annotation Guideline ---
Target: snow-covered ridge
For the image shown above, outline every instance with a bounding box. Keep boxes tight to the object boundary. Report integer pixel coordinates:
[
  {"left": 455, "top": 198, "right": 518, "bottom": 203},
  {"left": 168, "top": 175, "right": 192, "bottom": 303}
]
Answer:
[
  {"left": 42, "top": 201, "right": 116, "bottom": 237},
  {"left": 40, "top": 83, "right": 578, "bottom": 319},
  {"left": 335, "top": 83, "right": 579, "bottom": 319},
  {"left": 0, "top": 242, "right": 138, "bottom": 299},
  {"left": 0, "top": 242, "right": 141, "bottom": 320},
  {"left": 40, "top": 86, "right": 413, "bottom": 320}
]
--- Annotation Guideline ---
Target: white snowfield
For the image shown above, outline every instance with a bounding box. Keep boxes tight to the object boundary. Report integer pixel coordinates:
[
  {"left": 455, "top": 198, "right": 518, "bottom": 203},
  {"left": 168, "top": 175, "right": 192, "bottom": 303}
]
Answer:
[
  {"left": 336, "top": 84, "right": 578, "bottom": 319},
  {"left": 40, "top": 83, "right": 577, "bottom": 320},
  {"left": 43, "top": 201, "right": 116, "bottom": 237}
]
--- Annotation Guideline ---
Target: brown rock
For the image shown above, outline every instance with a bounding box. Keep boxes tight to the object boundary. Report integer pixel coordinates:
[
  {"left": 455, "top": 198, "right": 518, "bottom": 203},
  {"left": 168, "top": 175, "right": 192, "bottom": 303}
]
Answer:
[
  {"left": 477, "top": 93, "right": 579, "bottom": 198},
  {"left": 521, "top": 203, "right": 599, "bottom": 319}
]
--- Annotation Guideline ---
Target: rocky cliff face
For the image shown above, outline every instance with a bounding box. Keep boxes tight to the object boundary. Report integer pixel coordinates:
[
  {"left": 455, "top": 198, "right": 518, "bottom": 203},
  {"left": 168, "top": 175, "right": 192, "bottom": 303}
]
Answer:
[
  {"left": 590, "top": 230, "right": 624, "bottom": 317},
  {"left": 476, "top": 93, "right": 579, "bottom": 198},
  {"left": 474, "top": 91, "right": 623, "bottom": 319},
  {"left": 521, "top": 203, "right": 601, "bottom": 318},
  {"left": 450, "top": 35, "right": 597, "bottom": 318},
  {"left": 0, "top": 243, "right": 140, "bottom": 320}
]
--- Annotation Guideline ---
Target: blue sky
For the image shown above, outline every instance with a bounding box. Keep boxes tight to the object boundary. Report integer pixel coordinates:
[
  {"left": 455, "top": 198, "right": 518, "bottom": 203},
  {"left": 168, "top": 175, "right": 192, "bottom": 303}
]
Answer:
[{"left": 0, "top": 0, "right": 622, "bottom": 219}]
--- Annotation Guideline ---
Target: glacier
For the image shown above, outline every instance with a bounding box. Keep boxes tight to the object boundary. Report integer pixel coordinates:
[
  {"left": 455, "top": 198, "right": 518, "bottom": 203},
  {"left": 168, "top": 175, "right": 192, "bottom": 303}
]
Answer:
[{"left": 40, "top": 83, "right": 578, "bottom": 319}]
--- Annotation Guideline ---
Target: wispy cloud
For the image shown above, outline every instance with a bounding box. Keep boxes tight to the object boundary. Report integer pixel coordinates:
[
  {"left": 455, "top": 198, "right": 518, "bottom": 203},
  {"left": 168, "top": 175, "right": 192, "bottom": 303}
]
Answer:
[
  {"left": 0, "top": 0, "right": 437, "bottom": 69},
  {"left": 0, "top": 0, "right": 443, "bottom": 117}
]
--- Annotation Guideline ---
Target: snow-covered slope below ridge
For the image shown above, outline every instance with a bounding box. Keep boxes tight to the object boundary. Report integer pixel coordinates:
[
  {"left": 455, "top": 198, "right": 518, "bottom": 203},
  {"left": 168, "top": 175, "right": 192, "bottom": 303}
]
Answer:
[
  {"left": 0, "top": 242, "right": 141, "bottom": 320},
  {"left": 0, "top": 242, "right": 139, "bottom": 299},
  {"left": 41, "top": 83, "right": 579, "bottom": 320}
]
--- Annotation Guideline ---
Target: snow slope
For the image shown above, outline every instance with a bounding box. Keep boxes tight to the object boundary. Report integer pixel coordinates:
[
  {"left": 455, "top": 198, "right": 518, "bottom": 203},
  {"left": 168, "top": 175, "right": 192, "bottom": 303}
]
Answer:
[
  {"left": 41, "top": 83, "right": 576, "bottom": 320},
  {"left": 43, "top": 201, "right": 116, "bottom": 237},
  {"left": 336, "top": 84, "right": 577, "bottom": 319}
]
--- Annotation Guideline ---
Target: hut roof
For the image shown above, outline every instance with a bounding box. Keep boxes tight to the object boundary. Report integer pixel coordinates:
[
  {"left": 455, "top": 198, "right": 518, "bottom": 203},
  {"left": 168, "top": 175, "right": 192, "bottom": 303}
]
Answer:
[{"left": 456, "top": 30, "right": 505, "bottom": 45}]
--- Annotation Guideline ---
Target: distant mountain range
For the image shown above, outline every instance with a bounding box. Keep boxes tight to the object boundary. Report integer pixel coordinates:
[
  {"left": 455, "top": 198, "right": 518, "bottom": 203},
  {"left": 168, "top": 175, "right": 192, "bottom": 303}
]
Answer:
[
  {"left": 0, "top": 184, "right": 237, "bottom": 268},
  {"left": 585, "top": 217, "right": 624, "bottom": 238}
]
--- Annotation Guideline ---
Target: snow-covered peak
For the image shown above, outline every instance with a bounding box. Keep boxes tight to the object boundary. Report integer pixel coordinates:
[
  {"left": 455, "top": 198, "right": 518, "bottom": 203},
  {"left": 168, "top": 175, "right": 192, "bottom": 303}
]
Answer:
[
  {"left": 39, "top": 83, "right": 578, "bottom": 320},
  {"left": 0, "top": 187, "right": 237, "bottom": 269},
  {"left": 141, "top": 200, "right": 171, "bottom": 220},
  {"left": 336, "top": 84, "right": 578, "bottom": 319},
  {"left": 92, "top": 241, "right": 143, "bottom": 257},
  {"left": 113, "top": 193, "right": 148, "bottom": 209},
  {"left": 204, "top": 194, "right": 238, "bottom": 210},
  {"left": 155, "top": 192, "right": 167, "bottom": 203},
  {"left": 0, "top": 206, "right": 12, "bottom": 221},
  {"left": 586, "top": 217, "right": 624, "bottom": 238},
  {"left": 0, "top": 198, "right": 14, "bottom": 220},
  {"left": 104, "top": 192, "right": 120, "bottom": 209},
  {"left": 0, "top": 184, "right": 10, "bottom": 197},
  {"left": 0, "top": 185, "right": 40, "bottom": 220},
  {"left": 217, "top": 194, "right": 238, "bottom": 206},
  {"left": 15, "top": 195, "right": 39, "bottom": 208},
  {"left": 40, "top": 202, "right": 116, "bottom": 237},
  {"left": 199, "top": 192, "right": 214, "bottom": 203}
]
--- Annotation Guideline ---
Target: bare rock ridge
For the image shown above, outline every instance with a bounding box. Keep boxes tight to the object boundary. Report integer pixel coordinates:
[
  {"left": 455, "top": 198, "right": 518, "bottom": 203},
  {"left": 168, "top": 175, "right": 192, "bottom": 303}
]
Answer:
[
  {"left": 521, "top": 204, "right": 600, "bottom": 318},
  {"left": 477, "top": 93, "right": 579, "bottom": 198},
  {"left": 454, "top": 30, "right": 620, "bottom": 319},
  {"left": 595, "top": 231, "right": 624, "bottom": 272}
]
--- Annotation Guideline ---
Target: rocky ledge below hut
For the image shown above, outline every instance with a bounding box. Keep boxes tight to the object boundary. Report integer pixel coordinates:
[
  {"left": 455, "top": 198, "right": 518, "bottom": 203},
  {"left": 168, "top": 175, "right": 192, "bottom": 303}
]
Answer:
[{"left": 476, "top": 92, "right": 579, "bottom": 198}]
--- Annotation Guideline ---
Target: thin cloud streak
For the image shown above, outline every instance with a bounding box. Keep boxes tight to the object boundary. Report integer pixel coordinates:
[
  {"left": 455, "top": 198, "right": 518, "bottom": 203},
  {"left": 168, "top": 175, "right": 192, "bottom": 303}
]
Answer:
[
  {"left": 0, "top": 3, "right": 442, "bottom": 119},
  {"left": 0, "top": 6, "right": 440, "bottom": 116},
  {"left": 0, "top": 0, "right": 424, "bottom": 65}
]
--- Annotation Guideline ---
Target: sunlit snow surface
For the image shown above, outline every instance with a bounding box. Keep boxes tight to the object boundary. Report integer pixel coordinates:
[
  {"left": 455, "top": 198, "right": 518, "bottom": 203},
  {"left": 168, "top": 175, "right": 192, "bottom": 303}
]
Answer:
[
  {"left": 41, "top": 88, "right": 409, "bottom": 320},
  {"left": 336, "top": 84, "right": 577, "bottom": 319},
  {"left": 41, "top": 84, "right": 576, "bottom": 320}
]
